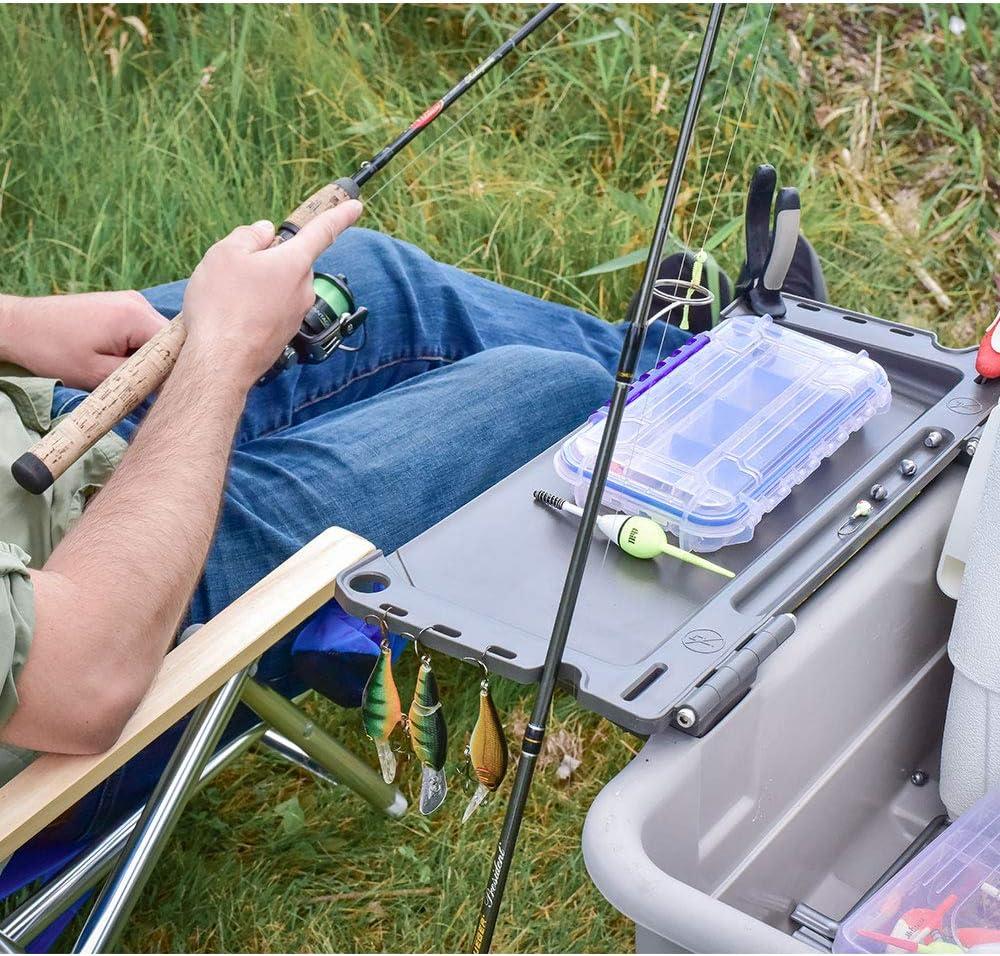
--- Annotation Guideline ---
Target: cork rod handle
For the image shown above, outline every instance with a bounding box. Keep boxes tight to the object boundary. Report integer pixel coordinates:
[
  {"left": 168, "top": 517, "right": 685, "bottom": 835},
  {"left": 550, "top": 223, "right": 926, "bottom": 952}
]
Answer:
[{"left": 12, "top": 178, "right": 359, "bottom": 494}]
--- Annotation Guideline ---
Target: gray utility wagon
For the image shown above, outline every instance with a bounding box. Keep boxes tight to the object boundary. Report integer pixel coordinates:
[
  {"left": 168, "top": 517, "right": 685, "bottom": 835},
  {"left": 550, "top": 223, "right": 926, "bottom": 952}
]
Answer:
[{"left": 338, "top": 298, "right": 997, "bottom": 953}]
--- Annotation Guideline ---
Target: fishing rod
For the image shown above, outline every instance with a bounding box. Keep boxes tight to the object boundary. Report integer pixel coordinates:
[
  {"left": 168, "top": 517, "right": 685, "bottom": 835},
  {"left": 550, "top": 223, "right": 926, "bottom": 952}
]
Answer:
[
  {"left": 470, "top": 6, "right": 726, "bottom": 951},
  {"left": 12, "top": 2, "right": 563, "bottom": 496}
]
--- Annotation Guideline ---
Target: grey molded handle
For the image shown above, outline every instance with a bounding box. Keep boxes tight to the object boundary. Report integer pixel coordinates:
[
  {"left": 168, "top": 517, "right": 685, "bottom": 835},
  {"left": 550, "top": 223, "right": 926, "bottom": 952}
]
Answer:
[{"left": 762, "top": 187, "right": 801, "bottom": 292}]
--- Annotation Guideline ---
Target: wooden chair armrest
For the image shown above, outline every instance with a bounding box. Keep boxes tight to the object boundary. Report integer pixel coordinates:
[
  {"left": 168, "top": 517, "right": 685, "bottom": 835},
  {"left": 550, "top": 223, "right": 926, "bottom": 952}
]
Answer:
[{"left": 0, "top": 526, "right": 375, "bottom": 861}]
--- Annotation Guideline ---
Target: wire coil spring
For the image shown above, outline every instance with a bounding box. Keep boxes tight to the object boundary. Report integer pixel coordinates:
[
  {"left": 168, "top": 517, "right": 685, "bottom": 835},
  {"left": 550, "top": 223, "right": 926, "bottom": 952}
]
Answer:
[{"left": 644, "top": 276, "right": 714, "bottom": 328}]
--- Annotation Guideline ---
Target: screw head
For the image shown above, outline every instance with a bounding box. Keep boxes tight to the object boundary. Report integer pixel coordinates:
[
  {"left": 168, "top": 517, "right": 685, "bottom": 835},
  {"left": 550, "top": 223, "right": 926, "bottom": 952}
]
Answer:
[
  {"left": 675, "top": 707, "right": 696, "bottom": 729},
  {"left": 870, "top": 483, "right": 888, "bottom": 502},
  {"left": 925, "top": 431, "right": 943, "bottom": 448},
  {"left": 966, "top": 438, "right": 980, "bottom": 458},
  {"left": 900, "top": 459, "right": 917, "bottom": 478},
  {"left": 910, "top": 769, "right": 929, "bottom": 787}
]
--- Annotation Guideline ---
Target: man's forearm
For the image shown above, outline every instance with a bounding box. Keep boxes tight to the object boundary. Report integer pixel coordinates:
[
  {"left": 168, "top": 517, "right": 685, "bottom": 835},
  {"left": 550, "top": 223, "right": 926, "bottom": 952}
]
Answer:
[
  {"left": 1, "top": 343, "right": 247, "bottom": 752},
  {"left": 0, "top": 294, "right": 27, "bottom": 365},
  {"left": 48, "top": 344, "right": 246, "bottom": 642},
  {"left": 0, "top": 205, "right": 358, "bottom": 755}
]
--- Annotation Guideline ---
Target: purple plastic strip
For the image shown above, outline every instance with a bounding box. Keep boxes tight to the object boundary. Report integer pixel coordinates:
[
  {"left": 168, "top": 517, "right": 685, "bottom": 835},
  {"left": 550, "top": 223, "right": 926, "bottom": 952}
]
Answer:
[{"left": 586, "top": 332, "right": 711, "bottom": 423}]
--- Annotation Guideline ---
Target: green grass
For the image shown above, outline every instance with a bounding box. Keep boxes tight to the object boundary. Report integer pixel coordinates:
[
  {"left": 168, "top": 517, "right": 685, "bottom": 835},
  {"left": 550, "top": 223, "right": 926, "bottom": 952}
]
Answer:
[{"left": 0, "top": 3, "right": 997, "bottom": 952}]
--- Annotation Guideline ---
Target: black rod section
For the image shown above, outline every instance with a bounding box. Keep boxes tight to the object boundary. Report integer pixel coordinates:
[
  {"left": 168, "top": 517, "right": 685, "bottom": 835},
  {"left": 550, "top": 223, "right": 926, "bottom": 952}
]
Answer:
[
  {"left": 352, "top": 4, "right": 562, "bottom": 187},
  {"left": 470, "top": 6, "right": 726, "bottom": 953}
]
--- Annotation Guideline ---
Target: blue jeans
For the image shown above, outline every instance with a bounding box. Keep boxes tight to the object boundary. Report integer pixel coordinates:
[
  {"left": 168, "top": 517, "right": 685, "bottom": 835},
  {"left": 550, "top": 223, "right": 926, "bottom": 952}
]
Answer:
[
  {"left": 53, "top": 227, "right": 688, "bottom": 681},
  {"left": 40, "top": 228, "right": 691, "bottom": 844}
]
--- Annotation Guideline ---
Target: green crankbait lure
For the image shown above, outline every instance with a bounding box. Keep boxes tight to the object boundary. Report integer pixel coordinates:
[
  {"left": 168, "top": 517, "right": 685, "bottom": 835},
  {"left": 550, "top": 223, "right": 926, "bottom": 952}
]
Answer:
[
  {"left": 463, "top": 668, "right": 509, "bottom": 823},
  {"left": 362, "top": 637, "right": 403, "bottom": 784},
  {"left": 407, "top": 650, "right": 449, "bottom": 815}
]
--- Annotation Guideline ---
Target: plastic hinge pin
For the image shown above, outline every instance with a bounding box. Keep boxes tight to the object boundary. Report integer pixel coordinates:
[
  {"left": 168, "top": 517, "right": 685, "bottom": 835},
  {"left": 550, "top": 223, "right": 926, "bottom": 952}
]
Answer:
[
  {"left": 791, "top": 902, "right": 841, "bottom": 940},
  {"left": 674, "top": 613, "right": 796, "bottom": 733}
]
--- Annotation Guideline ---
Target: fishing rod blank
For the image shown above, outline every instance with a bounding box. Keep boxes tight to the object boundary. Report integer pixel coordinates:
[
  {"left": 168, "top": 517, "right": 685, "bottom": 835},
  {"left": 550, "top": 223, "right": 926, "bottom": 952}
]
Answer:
[
  {"left": 351, "top": 4, "right": 561, "bottom": 189},
  {"left": 470, "top": 6, "right": 726, "bottom": 952},
  {"left": 13, "top": 3, "right": 563, "bottom": 496}
]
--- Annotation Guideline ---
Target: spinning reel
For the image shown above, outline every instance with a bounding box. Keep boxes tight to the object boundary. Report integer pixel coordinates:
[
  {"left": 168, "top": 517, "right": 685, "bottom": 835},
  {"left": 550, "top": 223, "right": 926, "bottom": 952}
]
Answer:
[{"left": 262, "top": 271, "right": 369, "bottom": 383}]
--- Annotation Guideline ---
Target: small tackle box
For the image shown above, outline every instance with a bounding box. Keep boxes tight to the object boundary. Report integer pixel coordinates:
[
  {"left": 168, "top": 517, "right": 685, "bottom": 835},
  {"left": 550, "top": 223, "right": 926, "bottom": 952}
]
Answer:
[
  {"left": 556, "top": 314, "right": 892, "bottom": 553},
  {"left": 835, "top": 790, "right": 1000, "bottom": 953}
]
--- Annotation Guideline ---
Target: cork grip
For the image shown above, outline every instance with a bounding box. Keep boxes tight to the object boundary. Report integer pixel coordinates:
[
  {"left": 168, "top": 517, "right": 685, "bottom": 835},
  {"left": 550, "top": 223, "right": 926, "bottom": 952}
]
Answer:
[
  {"left": 12, "top": 319, "right": 189, "bottom": 493},
  {"left": 12, "top": 177, "right": 360, "bottom": 494},
  {"left": 282, "top": 180, "right": 357, "bottom": 231}
]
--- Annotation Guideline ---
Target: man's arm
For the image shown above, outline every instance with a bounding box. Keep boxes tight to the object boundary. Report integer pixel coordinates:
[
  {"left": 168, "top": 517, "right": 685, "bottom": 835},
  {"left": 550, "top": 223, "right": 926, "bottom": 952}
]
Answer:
[
  {"left": 0, "top": 203, "right": 362, "bottom": 754},
  {"left": 2, "top": 345, "right": 245, "bottom": 752}
]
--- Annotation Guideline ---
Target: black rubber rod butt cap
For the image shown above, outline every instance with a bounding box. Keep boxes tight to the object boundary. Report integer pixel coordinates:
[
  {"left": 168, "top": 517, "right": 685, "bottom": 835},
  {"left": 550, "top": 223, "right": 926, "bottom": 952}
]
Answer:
[{"left": 12, "top": 453, "right": 54, "bottom": 494}]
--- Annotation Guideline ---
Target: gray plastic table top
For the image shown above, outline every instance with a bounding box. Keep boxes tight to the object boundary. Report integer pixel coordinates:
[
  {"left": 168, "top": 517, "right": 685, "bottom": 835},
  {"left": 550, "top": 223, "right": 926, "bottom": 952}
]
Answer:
[{"left": 336, "top": 296, "right": 998, "bottom": 736}]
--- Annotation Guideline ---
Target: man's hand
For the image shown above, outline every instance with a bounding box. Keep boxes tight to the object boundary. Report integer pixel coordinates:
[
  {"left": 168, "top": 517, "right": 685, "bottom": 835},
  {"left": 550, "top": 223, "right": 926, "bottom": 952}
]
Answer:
[
  {"left": 182, "top": 201, "right": 364, "bottom": 389},
  {"left": 0, "top": 290, "right": 168, "bottom": 389}
]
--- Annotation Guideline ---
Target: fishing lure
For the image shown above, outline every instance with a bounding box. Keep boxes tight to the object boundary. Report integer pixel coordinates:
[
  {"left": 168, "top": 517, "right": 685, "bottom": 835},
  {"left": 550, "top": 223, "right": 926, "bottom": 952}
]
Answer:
[
  {"left": 361, "top": 620, "right": 403, "bottom": 784},
  {"left": 407, "top": 640, "right": 449, "bottom": 815},
  {"left": 463, "top": 661, "right": 509, "bottom": 823}
]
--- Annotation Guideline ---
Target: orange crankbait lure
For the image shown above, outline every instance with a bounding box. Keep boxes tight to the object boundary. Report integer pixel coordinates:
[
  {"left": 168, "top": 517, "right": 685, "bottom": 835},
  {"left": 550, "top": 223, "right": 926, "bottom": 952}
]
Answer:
[{"left": 463, "top": 667, "right": 509, "bottom": 823}]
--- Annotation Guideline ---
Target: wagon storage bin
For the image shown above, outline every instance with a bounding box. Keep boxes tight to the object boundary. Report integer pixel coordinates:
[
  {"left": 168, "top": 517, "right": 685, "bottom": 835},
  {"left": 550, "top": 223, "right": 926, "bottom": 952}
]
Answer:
[{"left": 582, "top": 466, "right": 962, "bottom": 953}]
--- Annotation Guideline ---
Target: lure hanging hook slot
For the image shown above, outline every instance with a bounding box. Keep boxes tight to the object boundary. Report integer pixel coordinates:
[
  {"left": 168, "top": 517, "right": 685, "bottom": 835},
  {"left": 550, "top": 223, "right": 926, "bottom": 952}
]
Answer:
[
  {"left": 462, "top": 655, "right": 490, "bottom": 680},
  {"left": 363, "top": 610, "right": 391, "bottom": 638},
  {"left": 411, "top": 625, "right": 438, "bottom": 666}
]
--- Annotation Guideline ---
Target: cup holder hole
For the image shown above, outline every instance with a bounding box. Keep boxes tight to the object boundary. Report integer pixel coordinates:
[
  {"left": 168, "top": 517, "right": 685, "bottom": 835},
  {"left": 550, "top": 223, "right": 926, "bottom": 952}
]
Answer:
[{"left": 350, "top": 572, "right": 390, "bottom": 594}]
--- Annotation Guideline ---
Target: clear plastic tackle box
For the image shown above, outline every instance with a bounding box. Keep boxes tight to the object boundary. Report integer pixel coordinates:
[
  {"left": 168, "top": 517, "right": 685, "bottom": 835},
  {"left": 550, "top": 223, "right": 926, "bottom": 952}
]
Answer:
[
  {"left": 835, "top": 789, "right": 1000, "bottom": 953},
  {"left": 555, "top": 314, "right": 892, "bottom": 552}
]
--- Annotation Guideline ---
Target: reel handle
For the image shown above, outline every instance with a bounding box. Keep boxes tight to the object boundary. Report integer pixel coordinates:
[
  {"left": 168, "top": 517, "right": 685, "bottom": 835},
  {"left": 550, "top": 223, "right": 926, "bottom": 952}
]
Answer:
[{"left": 12, "top": 179, "right": 359, "bottom": 495}]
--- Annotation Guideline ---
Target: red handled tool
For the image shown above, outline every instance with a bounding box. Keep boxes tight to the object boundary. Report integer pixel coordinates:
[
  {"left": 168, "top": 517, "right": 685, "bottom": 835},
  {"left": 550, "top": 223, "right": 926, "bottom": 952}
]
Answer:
[{"left": 975, "top": 309, "right": 1000, "bottom": 380}]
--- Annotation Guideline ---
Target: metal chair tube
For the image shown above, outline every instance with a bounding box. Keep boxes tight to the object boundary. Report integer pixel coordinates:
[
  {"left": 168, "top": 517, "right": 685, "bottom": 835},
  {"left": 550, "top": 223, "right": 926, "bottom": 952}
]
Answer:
[{"left": 74, "top": 669, "right": 250, "bottom": 953}]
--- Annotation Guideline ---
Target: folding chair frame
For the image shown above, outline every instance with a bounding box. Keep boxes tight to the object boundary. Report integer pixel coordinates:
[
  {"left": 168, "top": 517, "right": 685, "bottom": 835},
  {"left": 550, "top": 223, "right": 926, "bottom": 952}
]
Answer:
[{"left": 0, "top": 528, "right": 404, "bottom": 953}]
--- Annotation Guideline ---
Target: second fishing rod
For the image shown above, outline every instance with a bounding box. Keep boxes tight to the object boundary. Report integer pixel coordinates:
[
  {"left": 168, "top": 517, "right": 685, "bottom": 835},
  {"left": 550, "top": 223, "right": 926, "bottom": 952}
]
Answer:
[
  {"left": 12, "top": 2, "right": 562, "bottom": 496},
  {"left": 471, "top": 5, "right": 726, "bottom": 952}
]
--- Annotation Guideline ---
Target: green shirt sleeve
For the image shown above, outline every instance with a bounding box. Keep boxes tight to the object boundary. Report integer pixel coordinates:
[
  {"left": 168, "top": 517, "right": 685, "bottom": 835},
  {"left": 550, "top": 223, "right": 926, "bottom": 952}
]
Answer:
[{"left": 0, "top": 541, "right": 34, "bottom": 731}]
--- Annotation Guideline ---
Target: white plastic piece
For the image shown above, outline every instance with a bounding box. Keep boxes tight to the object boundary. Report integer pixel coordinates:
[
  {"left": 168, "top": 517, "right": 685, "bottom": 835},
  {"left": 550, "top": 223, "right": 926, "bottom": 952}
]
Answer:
[
  {"left": 386, "top": 791, "right": 409, "bottom": 819},
  {"left": 937, "top": 407, "right": 1000, "bottom": 599},
  {"left": 941, "top": 406, "right": 1000, "bottom": 817}
]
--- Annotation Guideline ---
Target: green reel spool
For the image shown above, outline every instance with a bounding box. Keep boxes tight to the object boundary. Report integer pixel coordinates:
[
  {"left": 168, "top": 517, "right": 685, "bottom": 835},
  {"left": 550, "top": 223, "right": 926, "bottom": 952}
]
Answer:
[{"left": 308, "top": 273, "right": 355, "bottom": 331}]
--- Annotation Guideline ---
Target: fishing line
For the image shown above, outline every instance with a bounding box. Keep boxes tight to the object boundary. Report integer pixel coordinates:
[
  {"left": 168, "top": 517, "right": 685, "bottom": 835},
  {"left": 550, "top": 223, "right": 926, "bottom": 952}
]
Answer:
[
  {"left": 639, "top": 3, "right": 751, "bottom": 365},
  {"left": 366, "top": 6, "right": 588, "bottom": 207},
  {"left": 600, "top": 7, "right": 772, "bottom": 578},
  {"left": 614, "top": 5, "right": 774, "bottom": 535},
  {"left": 679, "top": 2, "right": 753, "bottom": 254},
  {"left": 697, "top": 3, "right": 774, "bottom": 251},
  {"left": 598, "top": 7, "right": 752, "bottom": 569}
]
